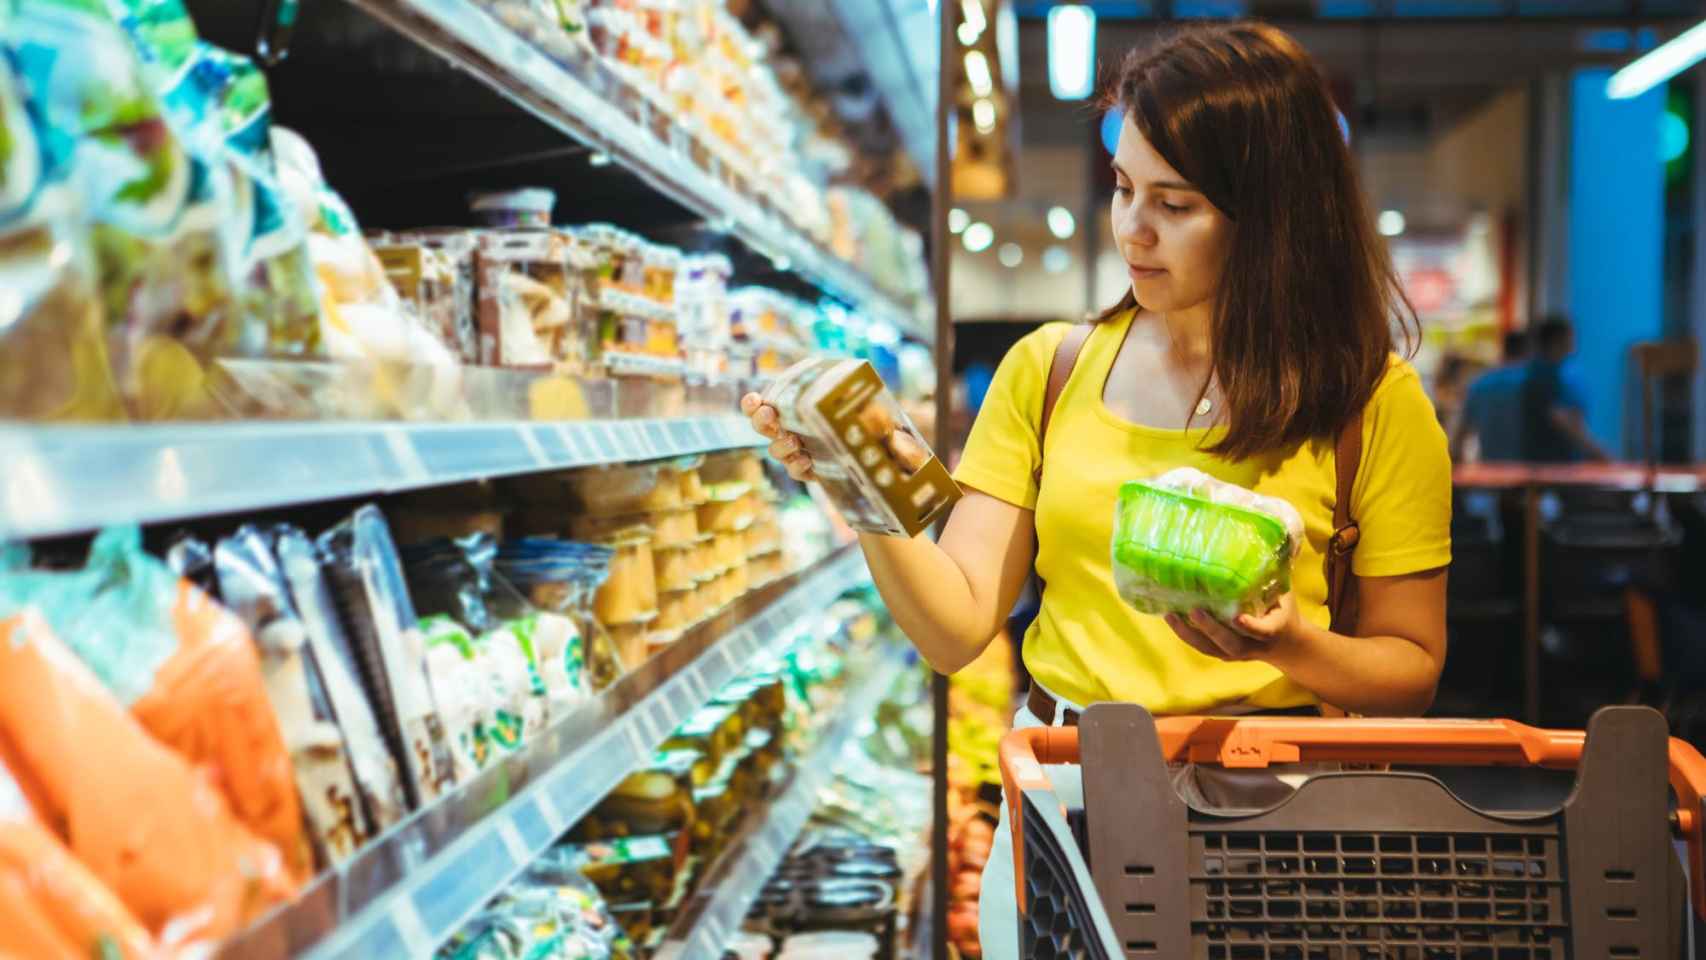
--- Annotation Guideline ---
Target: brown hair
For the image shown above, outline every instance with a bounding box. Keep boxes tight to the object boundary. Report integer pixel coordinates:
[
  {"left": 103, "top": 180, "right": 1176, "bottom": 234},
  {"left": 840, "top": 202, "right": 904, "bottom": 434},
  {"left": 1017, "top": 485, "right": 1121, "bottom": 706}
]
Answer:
[{"left": 1099, "top": 21, "right": 1417, "bottom": 460}]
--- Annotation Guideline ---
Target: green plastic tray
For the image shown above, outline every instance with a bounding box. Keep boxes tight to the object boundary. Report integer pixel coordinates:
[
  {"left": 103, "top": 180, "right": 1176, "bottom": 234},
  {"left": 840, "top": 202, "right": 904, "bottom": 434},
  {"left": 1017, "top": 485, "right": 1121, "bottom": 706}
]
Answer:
[{"left": 1111, "top": 480, "right": 1293, "bottom": 620}]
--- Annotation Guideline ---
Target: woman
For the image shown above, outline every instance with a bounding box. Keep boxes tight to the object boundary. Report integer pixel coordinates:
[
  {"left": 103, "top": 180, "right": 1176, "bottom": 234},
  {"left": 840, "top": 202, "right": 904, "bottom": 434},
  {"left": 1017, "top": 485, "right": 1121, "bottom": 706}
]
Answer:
[{"left": 744, "top": 21, "right": 1450, "bottom": 957}]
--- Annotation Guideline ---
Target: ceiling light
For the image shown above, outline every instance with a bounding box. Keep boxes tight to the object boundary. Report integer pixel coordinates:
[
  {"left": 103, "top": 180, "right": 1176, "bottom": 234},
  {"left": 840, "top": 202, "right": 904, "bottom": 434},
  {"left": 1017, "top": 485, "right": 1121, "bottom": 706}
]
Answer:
[
  {"left": 963, "top": 222, "right": 994, "bottom": 253},
  {"left": 964, "top": 50, "right": 993, "bottom": 98},
  {"left": 972, "top": 98, "right": 997, "bottom": 134},
  {"left": 1043, "top": 245, "right": 1071, "bottom": 274},
  {"left": 960, "top": 0, "right": 987, "bottom": 42},
  {"left": 1377, "top": 210, "right": 1406, "bottom": 237},
  {"left": 1047, "top": 206, "right": 1076, "bottom": 239},
  {"left": 1047, "top": 5, "right": 1096, "bottom": 101},
  {"left": 1608, "top": 19, "right": 1706, "bottom": 100},
  {"left": 957, "top": 22, "right": 980, "bottom": 46},
  {"left": 948, "top": 208, "right": 970, "bottom": 234},
  {"left": 998, "top": 243, "right": 1023, "bottom": 268}
]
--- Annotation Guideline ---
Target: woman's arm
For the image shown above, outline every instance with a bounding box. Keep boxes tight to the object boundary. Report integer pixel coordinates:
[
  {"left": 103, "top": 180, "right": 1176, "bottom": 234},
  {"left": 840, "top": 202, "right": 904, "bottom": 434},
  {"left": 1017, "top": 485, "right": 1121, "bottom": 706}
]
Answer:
[
  {"left": 861, "top": 491, "right": 1037, "bottom": 674},
  {"left": 1165, "top": 568, "right": 1448, "bottom": 716},
  {"left": 743, "top": 394, "right": 1036, "bottom": 675}
]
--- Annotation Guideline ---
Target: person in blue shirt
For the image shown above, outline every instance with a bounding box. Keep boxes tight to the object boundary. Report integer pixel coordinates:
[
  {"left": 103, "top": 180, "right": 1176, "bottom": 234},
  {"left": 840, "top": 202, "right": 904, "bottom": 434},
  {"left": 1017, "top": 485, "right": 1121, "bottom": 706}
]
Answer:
[
  {"left": 1450, "top": 330, "right": 1530, "bottom": 462},
  {"left": 1520, "top": 317, "right": 1610, "bottom": 463}
]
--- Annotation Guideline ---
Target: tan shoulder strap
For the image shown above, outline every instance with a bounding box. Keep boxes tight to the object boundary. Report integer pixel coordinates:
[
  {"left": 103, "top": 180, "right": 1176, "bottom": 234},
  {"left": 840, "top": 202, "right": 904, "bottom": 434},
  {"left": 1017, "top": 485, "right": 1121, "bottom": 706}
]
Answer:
[
  {"left": 1319, "top": 410, "right": 1365, "bottom": 720},
  {"left": 1035, "top": 324, "right": 1094, "bottom": 482}
]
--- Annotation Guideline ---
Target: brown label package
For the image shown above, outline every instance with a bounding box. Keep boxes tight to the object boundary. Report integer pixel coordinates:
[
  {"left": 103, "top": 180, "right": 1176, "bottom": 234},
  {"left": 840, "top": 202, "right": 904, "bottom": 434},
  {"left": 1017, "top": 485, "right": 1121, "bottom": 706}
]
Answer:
[{"left": 763, "top": 357, "right": 960, "bottom": 537}]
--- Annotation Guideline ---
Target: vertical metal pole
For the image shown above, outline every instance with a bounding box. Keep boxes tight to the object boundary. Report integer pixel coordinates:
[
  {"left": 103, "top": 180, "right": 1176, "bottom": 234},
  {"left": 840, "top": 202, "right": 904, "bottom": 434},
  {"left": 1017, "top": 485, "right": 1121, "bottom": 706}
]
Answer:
[{"left": 930, "top": 1, "right": 954, "bottom": 958}]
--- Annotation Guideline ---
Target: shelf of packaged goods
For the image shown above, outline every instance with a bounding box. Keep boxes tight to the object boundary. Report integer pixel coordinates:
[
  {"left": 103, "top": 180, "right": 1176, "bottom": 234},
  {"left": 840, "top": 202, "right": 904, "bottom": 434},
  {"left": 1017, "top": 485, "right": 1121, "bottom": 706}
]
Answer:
[
  {"left": 213, "top": 545, "right": 871, "bottom": 960},
  {"left": 0, "top": 414, "right": 763, "bottom": 540},
  {"left": 651, "top": 647, "right": 911, "bottom": 960},
  {"left": 345, "top": 0, "right": 934, "bottom": 345}
]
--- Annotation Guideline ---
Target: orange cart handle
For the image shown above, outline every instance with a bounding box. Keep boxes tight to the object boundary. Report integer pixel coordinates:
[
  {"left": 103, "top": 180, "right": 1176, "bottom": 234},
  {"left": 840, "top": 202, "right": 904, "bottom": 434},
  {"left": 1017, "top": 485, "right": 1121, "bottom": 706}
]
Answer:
[{"left": 997, "top": 716, "right": 1706, "bottom": 921}]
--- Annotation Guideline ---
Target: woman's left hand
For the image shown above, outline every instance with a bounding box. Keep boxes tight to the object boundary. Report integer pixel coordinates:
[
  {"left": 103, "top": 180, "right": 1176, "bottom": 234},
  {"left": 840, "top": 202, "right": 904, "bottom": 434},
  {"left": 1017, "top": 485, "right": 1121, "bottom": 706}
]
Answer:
[{"left": 1164, "top": 593, "right": 1303, "bottom": 663}]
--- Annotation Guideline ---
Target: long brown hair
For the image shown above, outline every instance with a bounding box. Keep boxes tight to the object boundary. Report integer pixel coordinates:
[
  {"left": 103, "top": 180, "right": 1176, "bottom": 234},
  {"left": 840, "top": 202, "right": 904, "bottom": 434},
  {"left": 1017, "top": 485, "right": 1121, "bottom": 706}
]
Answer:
[{"left": 1100, "top": 22, "right": 1417, "bottom": 461}]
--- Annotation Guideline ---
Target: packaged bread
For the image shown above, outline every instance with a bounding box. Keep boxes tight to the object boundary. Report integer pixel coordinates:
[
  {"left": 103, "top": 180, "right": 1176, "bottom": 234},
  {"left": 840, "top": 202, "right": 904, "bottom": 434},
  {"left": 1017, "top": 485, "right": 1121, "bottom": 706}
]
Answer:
[
  {"left": 593, "top": 537, "right": 659, "bottom": 626},
  {"left": 762, "top": 357, "right": 960, "bottom": 537},
  {"left": 215, "top": 527, "right": 372, "bottom": 868},
  {"left": 1110, "top": 468, "right": 1305, "bottom": 621},
  {"left": 0, "top": 611, "right": 295, "bottom": 947}
]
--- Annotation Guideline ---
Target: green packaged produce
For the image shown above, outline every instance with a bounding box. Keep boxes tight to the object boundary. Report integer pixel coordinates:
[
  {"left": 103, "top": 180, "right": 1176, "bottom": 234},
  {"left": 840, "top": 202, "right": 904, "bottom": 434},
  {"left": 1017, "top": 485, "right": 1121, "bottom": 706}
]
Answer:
[{"left": 1110, "top": 468, "right": 1304, "bottom": 621}]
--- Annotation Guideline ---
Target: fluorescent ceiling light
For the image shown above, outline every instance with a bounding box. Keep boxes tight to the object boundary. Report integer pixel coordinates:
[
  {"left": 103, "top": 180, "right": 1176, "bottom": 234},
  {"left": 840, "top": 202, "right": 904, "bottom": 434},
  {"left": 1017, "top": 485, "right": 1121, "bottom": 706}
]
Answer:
[
  {"left": 948, "top": 208, "right": 970, "bottom": 234},
  {"left": 963, "top": 222, "right": 994, "bottom": 253},
  {"left": 965, "top": 50, "right": 993, "bottom": 98},
  {"left": 972, "top": 98, "right": 997, "bottom": 134},
  {"left": 959, "top": 0, "right": 986, "bottom": 45},
  {"left": 1048, "top": 5, "right": 1096, "bottom": 101},
  {"left": 1377, "top": 210, "right": 1406, "bottom": 237},
  {"left": 999, "top": 243, "right": 1023, "bottom": 268},
  {"left": 1047, "top": 206, "right": 1076, "bottom": 239},
  {"left": 1608, "top": 19, "right": 1706, "bottom": 100},
  {"left": 1043, "top": 245, "right": 1071, "bottom": 274}
]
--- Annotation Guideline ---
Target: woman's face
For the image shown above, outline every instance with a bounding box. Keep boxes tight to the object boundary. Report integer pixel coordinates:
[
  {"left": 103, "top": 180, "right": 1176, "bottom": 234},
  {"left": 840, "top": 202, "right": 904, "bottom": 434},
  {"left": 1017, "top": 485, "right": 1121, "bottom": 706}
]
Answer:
[{"left": 1110, "top": 116, "right": 1233, "bottom": 315}]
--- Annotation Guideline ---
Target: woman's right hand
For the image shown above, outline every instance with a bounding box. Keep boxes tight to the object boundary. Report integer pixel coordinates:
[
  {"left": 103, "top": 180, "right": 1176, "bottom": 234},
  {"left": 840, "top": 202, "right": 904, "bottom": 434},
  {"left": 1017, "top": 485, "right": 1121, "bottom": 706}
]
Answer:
[{"left": 741, "top": 393, "right": 816, "bottom": 482}]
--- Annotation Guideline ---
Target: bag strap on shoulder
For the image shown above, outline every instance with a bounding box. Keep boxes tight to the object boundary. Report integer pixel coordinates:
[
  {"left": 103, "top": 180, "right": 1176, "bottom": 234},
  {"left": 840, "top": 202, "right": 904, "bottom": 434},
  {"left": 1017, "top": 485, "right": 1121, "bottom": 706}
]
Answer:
[
  {"left": 1320, "top": 410, "right": 1365, "bottom": 719},
  {"left": 1035, "top": 324, "right": 1094, "bottom": 484}
]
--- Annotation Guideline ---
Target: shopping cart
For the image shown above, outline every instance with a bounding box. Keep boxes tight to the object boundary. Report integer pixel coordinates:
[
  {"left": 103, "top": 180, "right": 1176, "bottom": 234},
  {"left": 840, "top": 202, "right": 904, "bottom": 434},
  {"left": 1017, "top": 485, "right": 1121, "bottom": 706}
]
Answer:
[{"left": 998, "top": 704, "right": 1706, "bottom": 959}]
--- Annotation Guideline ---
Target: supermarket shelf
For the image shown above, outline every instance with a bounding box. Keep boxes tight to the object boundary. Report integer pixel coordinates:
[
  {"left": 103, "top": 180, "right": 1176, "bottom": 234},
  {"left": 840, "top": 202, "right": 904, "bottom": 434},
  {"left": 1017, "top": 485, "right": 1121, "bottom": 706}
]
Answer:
[
  {"left": 652, "top": 647, "right": 910, "bottom": 960},
  {"left": 0, "top": 415, "right": 758, "bottom": 539},
  {"left": 345, "top": 0, "right": 935, "bottom": 345},
  {"left": 217, "top": 545, "right": 872, "bottom": 960}
]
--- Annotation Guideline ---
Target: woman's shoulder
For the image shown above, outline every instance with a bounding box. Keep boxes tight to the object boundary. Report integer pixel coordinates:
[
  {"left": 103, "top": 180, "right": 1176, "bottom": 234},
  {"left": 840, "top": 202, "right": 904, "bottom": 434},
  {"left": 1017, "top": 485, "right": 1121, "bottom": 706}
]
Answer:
[
  {"left": 1007, "top": 321, "right": 1078, "bottom": 371},
  {"left": 1368, "top": 353, "right": 1427, "bottom": 407}
]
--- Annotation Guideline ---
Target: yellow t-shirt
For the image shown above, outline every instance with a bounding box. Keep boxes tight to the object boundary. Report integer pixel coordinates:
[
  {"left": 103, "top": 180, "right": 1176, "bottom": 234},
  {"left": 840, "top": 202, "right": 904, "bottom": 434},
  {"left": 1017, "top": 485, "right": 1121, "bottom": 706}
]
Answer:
[{"left": 953, "top": 310, "right": 1452, "bottom": 713}]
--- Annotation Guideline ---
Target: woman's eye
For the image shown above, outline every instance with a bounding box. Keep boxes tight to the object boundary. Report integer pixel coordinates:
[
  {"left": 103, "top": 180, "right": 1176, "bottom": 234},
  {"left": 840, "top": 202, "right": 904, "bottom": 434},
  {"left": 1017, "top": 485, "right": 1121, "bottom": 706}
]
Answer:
[
  {"left": 1159, "top": 200, "right": 1190, "bottom": 214},
  {"left": 1114, "top": 183, "right": 1133, "bottom": 198}
]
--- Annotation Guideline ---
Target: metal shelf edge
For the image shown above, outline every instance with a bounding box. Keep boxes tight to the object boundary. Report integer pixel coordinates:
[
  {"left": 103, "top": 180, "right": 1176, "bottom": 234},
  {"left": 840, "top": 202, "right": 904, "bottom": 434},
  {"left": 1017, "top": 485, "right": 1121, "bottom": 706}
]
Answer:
[{"left": 0, "top": 415, "right": 759, "bottom": 539}]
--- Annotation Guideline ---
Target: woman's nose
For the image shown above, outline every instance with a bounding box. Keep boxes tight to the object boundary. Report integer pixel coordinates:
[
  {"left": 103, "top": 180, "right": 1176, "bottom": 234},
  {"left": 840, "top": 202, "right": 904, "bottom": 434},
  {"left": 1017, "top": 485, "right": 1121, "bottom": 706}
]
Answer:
[{"left": 1112, "top": 203, "right": 1155, "bottom": 247}]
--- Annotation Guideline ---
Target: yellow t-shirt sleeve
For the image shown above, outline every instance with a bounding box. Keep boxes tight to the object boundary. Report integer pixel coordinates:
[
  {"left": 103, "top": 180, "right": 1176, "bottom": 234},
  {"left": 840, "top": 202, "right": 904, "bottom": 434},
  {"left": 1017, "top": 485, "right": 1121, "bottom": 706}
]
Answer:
[
  {"left": 952, "top": 322, "right": 1072, "bottom": 510},
  {"left": 1349, "top": 360, "right": 1454, "bottom": 577}
]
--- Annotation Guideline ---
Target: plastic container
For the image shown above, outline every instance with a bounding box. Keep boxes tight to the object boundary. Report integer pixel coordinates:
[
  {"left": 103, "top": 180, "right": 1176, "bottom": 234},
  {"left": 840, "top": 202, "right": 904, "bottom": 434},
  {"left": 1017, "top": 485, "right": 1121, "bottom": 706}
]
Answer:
[
  {"left": 653, "top": 546, "right": 697, "bottom": 593},
  {"left": 998, "top": 703, "right": 1706, "bottom": 960},
  {"left": 468, "top": 188, "right": 555, "bottom": 228},
  {"left": 593, "top": 537, "right": 658, "bottom": 626},
  {"left": 1110, "top": 470, "right": 1303, "bottom": 621},
  {"left": 777, "top": 930, "right": 879, "bottom": 959}
]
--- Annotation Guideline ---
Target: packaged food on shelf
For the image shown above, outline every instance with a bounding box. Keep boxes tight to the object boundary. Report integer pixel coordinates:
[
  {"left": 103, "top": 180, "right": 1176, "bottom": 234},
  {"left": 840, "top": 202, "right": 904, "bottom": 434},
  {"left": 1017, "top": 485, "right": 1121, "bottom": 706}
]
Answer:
[
  {"left": 318, "top": 505, "right": 459, "bottom": 808},
  {"left": 749, "top": 551, "right": 787, "bottom": 589},
  {"left": 0, "top": 26, "right": 126, "bottom": 423},
  {"left": 495, "top": 537, "right": 626, "bottom": 690},
  {"left": 274, "top": 526, "right": 411, "bottom": 834},
  {"left": 592, "top": 535, "right": 659, "bottom": 626},
  {"left": 373, "top": 238, "right": 478, "bottom": 365},
  {"left": 574, "top": 748, "right": 699, "bottom": 842},
  {"left": 7, "top": 0, "right": 240, "bottom": 421},
  {"left": 712, "top": 530, "right": 746, "bottom": 572},
  {"left": 543, "top": 833, "right": 684, "bottom": 907},
  {"left": 698, "top": 486, "right": 757, "bottom": 533},
  {"left": 214, "top": 526, "right": 372, "bottom": 868},
  {"left": 764, "top": 357, "right": 960, "bottom": 538},
  {"left": 475, "top": 230, "right": 592, "bottom": 373},
  {"left": 0, "top": 610, "right": 296, "bottom": 946},
  {"left": 0, "top": 753, "right": 158, "bottom": 960},
  {"left": 0, "top": 526, "right": 313, "bottom": 883},
  {"left": 1110, "top": 467, "right": 1304, "bottom": 621},
  {"left": 469, "top": 187, "right": 556, "bottom": 229},
  {"left": 654, "top": 587, "right": 694, "bottom": 632},
  {"left": 652, "top": 545, "right": 697, "bottom": 593},
  {"left": 438, "top": 870, "right": 636, "bottom": 960},
  {"left": 677, "top": 254, "right": 732, "bottom": 382}
]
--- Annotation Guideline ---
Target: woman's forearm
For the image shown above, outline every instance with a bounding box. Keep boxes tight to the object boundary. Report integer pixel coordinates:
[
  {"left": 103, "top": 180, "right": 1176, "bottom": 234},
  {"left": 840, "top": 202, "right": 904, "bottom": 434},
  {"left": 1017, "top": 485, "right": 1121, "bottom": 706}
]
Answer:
[
  {"left": 858, "top": 531, "right": 998, "bottom": 675},
  {"left": 1262, "top": 621, "right": 1440, "bottom": 716}
]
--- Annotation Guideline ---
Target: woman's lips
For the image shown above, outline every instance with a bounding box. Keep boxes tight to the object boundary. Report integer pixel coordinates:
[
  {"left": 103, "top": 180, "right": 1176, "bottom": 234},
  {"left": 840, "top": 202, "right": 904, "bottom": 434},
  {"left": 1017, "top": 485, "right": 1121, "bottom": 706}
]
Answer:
[{"left": 1128, "top": 264, "right": 1166, "bottom": 281}]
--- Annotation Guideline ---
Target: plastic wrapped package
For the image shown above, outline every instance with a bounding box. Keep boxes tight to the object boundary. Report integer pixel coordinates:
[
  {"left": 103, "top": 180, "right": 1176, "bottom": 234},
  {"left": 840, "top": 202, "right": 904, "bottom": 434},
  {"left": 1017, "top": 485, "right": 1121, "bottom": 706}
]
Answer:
[
  {"left": 7, "top": 0, "right": 241, "bottom": 420},
  {"left": 0, "top": 610, "right": 295, "bottom": 946},
  {"left": 697, "top": 487, "right": 756, "bottom": 533},
  {"left": 0, "top": 527, "right": 312, "bottom": 883},
  {"left": 495, "top": 538, "right": 624, "bottom": 691},
  {"left": 0, "top": 754, "right": 157, "bottom": 960},
  {"left": 547, "top": 834, "right": 683, "bottom": 906},
  {"left": 318, "top": 505, "right": 458, "bottom": 808},
  {"left": 764, "top": 357, "right": 960, "bottom": 537},
  {"left": 0, "top": 33, "right": 126, "bottom": 422},
  {"left": 419, "top": 616, "right": 504, "bottom": 779},
  {"left": 375, "top": 239, "right": 477, "bottom": 364},
  {"left": 1110, "top": 468, "right": 1305, "bottom": 621},
  {"left": 574, "top": 748, "right": 698, "bottom": 841},
  {"left": 654, "top": 588, "right": 693, "bottom": 632},
  {"left": 475, "top": 230, "right": 590, "bottom": 371},
  {"left": 652, "top": 546, "right": 696, "bottom": 593},
  {"left": 273, "top": 526, "right": 410, "bottom": 833},
  {"left": 749, "top": 551, "right": 786, "bottom": 589},
  {"left": 215, "top": 526, "right": 372, "bottom": 867},
  {"left": 593, "top": 536, "right": 659, "bottom": 626}
]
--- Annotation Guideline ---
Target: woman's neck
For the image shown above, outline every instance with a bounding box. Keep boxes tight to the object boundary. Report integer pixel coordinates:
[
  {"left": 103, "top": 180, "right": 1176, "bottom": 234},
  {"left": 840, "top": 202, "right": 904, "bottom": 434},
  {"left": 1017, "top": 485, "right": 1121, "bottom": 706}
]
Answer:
[{"left": 1159, "top": 301, "right": 1215, "bottom": 366}]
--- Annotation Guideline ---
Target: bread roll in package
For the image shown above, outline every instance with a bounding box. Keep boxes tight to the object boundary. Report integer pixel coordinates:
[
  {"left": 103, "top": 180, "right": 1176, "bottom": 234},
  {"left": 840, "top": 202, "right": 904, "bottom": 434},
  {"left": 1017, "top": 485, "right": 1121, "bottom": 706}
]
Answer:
[
  {"left": 1110, "top": 468, "right": 1306, "bottom": 621},
  {"left": 762, "top": 357, "right": 959, "bottom": 537}
]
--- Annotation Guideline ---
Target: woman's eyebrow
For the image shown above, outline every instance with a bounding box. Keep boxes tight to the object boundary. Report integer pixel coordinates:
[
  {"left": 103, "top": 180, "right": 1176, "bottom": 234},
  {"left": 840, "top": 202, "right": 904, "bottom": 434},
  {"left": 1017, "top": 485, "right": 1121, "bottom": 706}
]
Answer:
[{"left": 1107, "top": 160, "right": 1199, "bottom": 193}]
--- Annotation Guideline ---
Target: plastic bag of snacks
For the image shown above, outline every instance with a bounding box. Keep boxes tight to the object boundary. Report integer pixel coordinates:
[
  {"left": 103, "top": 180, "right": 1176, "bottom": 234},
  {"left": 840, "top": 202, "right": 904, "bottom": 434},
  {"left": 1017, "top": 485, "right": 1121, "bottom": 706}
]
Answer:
[
  {"left": 496, "top": 538, "right": 628, "bottom": 690},
  {"left": 0, "top": 21, "right": 126, "bottom": 422},
  {"left": 5, "top": 0, "right": 241, "bottom": 420},
  {"left": 318, "top": 505, "right": 459, "bottom": 808},
  {"left": 274, "top": 525, "right": 410, "bottom": 833},
  {"left": 0, "top": 610, "right": 295, "bottom": 948},
  {"left": 1110, "top": 468, "right": 1305, "bottom": 621},
  {"left": 0, "top": 753, "right": 157, "bottom": 960},
  {"left": 215, "top": 526, "right": 372, "bottom": 867},
  {"left": 0, "top": 527, "right": 313, "bottom": 883}
]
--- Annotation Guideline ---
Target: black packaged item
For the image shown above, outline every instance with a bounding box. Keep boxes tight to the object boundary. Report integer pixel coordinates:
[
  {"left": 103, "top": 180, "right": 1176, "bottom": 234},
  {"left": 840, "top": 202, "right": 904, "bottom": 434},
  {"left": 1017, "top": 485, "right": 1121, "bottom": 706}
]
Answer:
[
  {"left": 165, "top": 535, "right": 218, "bottom": 596},
  {"left": 216, "top": 526, "right": 371, "bottom": 866},
  {"left": 319, "top": 505, "right": 458, "bottom": 808},
  {"left": 274, "top": 526, "right": 410, "bottom": 833}
]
